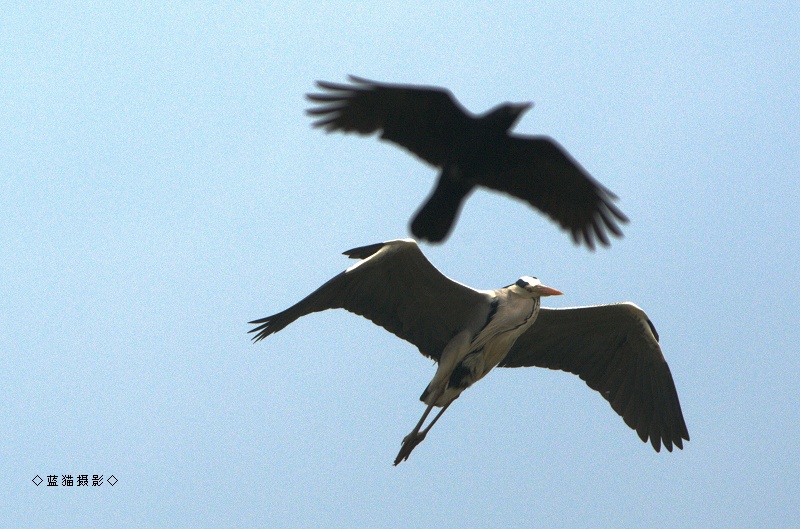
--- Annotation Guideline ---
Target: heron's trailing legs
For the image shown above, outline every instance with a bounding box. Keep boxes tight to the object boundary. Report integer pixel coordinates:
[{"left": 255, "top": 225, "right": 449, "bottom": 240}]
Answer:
[{"left": 394, "top": 386, "right": 453, "bottom": 465}]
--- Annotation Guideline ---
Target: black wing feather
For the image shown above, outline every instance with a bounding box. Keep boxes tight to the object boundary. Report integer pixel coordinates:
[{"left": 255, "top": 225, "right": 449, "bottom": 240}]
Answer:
[
  {"left": 487, "top": 137, "right": 628, "bottom": 250},
  {"left": 307, "top": 76, "right": 470, "bottom": 167}
]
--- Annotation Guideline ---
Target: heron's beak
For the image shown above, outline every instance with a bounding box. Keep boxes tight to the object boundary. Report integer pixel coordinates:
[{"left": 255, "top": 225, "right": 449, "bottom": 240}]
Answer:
[{"left": 532, "top": 284, "right": 562, "bottom": 297}]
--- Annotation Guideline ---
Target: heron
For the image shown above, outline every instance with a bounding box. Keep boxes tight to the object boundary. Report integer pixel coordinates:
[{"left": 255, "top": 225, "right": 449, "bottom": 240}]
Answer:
[
  {"left": 249, "top": 239, "right": 689, "bottom": 464},
  {"left": 307, "top": 76, "right": 628, "bottom": 249}
]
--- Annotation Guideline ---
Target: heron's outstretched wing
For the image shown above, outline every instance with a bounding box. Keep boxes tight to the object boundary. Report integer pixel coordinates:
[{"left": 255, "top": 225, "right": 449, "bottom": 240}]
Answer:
[
  {"left": 500, "top": 303, "right": 689, "bottom": 452},
  {"left": 485, "top": 136, "right": 628, "bottom": 250},
  {"left": 249, "top": 239, "right": 491, "bottom": 360},
  {"left": 306, "top": 76, "right": 470, "bottom": 167}
]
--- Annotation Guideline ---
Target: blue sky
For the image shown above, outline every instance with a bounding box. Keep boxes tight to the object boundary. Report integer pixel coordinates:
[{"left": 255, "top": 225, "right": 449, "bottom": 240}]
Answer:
[{"left": 2, "top": 1, "right": 798, "bottom": 527}]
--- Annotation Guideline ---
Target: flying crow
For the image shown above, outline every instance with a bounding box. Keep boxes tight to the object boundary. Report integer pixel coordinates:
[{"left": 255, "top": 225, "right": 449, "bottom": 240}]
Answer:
[{"left": 307, "top": 76, "right": 628, "bottom": 249}]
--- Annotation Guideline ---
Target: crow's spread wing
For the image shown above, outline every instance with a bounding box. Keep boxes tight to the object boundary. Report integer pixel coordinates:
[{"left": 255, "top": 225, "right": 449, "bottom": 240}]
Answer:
[
  {"left": 483, "top": 136, "right": 627, "bottom": 249},
  {"left": 307, "top": 76, "right": 471, "bottom": 167}
]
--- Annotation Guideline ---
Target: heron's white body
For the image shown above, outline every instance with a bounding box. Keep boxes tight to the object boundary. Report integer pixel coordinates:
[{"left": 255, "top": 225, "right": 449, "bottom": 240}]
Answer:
[{"left": 423, "top": 287, "right": 540, "bottom": 407}]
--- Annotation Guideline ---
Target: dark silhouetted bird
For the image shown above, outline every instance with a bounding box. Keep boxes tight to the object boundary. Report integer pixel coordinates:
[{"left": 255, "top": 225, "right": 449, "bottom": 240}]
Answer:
[
  {"left": 307, "top": 76, "right": 628, "bottom": 249},
  {"left": 249, "top": 239, "right": 689, "bottom": 464}
]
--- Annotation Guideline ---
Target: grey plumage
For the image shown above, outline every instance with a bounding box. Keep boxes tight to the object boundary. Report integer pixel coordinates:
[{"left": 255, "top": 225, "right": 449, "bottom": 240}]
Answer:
[{"left": 501, "top": 303, "right": 689, "bottom": 452}]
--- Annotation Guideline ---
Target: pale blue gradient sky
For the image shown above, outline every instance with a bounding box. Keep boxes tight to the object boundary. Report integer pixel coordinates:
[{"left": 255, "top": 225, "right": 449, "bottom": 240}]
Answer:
[{"left": 2, "top": 1, "right": 798, "bottom": 527}]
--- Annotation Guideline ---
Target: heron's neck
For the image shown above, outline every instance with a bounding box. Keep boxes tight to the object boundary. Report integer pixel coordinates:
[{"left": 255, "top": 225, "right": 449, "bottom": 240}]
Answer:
[{"left": 471, "top": 294, "right": 538, "bottom": 351}]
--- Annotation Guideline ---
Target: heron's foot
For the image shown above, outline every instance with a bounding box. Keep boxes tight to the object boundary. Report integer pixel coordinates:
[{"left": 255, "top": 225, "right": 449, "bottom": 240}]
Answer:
[{"left": 394, "top": 430, "right": 427, "bottom": 465}]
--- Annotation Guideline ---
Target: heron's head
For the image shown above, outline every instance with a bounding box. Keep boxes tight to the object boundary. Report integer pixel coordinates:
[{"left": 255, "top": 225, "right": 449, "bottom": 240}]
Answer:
[
  {"left": 486, "top": 102, "right": 532, "bottom": 131},
  {"left": 510, "top": 276, "right": 563, "bottom": 298}
]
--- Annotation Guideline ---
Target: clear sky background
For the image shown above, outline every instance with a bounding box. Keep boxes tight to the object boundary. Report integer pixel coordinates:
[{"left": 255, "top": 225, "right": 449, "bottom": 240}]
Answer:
[{"left": 2, "top": 1, "right": 798, "bottom": 527}]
